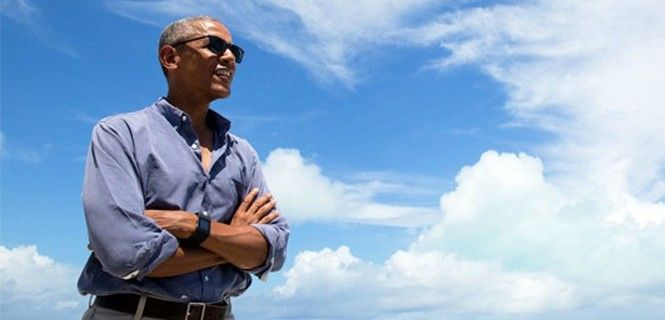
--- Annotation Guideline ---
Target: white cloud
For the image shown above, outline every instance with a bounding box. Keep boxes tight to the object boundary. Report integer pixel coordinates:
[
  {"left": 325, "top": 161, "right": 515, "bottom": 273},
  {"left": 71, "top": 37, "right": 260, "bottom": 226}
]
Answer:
[
  {"left": 275, "top": 246, "right": 366, "bottom": 297},
  {"left": 262, "top": 148, "right": 439, "bottom": 227},
  {"left": 0, "top": 245, "right": 86, "bottom": 318},
  {"left": 380, "top": 250, "right": 575, "bottom": 314},
  {"left": 266, "top": 245, "right": 575, "bottom": 319},
  {"left": 417, "top": 151, "right": 665, "bottom": 288}
]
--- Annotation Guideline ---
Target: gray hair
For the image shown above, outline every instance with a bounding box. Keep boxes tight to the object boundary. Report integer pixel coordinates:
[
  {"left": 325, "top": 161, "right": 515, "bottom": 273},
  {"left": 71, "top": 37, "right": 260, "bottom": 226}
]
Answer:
[
  {"left": 158, "top": 15, "right": 220, "bottom": 77},
  {"left": 158, "top": 15, "right": 220, "bottom": 49}
]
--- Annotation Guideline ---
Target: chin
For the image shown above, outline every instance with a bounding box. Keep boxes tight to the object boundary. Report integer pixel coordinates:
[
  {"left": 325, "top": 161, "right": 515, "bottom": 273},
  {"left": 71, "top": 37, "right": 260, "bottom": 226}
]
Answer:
[{"left": 211, "top": 88, "right": 231, "bottom": 100}]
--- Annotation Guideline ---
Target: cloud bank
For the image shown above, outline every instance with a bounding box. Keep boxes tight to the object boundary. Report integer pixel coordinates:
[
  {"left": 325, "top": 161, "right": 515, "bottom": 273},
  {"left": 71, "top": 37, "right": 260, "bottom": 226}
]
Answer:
[
  {"left": 272, "top": 244, "right": 576, "bottom": 318},
  {"left": 0, "top": 245, "right": 87, "bottom": 319},
  {"left": 247, "top": 150, "right": 664, "bottom": 319}
]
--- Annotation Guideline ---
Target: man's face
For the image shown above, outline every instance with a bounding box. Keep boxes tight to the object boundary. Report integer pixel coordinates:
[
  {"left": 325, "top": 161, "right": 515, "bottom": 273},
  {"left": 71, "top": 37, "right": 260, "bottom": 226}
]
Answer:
[{"left": 174, "top": 20, "right": 237, "bottom": 101}]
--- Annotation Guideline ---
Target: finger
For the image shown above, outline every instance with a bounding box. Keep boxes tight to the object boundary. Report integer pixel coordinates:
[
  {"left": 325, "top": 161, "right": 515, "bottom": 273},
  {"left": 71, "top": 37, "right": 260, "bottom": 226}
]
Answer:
[
  {"left": 238, "top": 188, "right": 259, "bottom": 212},
  {"left": 258, "top": 211, "right": 280, "bottom": 224},
  {"left": 254, "top": 200, "right": 276, "bottom": 219},
  {"left": 248, "top": 193, "right": 273, "bottom": 214}
]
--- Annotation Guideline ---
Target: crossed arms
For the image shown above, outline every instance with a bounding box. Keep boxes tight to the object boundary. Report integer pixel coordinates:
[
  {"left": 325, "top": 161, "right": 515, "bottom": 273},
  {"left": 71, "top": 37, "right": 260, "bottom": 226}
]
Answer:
[
  {"left": 83, "top": 120, "right": 289, "bottom": 281},
  {"left": 146, "top": 189, "right": 279, "bottom": 277}
]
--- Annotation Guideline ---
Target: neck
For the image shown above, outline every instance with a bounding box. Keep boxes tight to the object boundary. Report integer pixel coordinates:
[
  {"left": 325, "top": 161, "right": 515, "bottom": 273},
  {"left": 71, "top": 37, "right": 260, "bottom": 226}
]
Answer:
[{"left": 166, "top": 91, "right": 210, "bottom": 131}]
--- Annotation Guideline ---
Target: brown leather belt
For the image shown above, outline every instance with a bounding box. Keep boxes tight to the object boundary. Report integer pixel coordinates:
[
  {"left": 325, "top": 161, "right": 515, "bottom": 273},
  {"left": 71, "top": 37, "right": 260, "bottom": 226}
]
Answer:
[{"left": 94, "top": 293, "right": 229, "bottom": 320}]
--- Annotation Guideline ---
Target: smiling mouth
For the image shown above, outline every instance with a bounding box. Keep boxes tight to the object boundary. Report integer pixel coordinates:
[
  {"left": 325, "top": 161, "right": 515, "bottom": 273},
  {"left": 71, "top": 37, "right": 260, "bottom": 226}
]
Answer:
[{"left": 213, "top": 68, "right": 232, "bottom": 79}]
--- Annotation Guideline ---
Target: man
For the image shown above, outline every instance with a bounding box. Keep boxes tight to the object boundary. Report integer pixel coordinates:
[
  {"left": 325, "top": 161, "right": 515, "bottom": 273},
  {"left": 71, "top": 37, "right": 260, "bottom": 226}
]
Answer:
[{"left": 78, "top": 15, "right": 289, "bottom": 319}]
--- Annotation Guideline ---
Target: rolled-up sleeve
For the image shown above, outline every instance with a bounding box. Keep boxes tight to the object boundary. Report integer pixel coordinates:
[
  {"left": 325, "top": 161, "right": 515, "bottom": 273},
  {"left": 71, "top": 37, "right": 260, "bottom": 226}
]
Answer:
[
  {"left": 83, "top": 120, "right": 178, "bottom": 280},
  {"left": 243, "top": 145, "right": 290, "bottom": 280}
]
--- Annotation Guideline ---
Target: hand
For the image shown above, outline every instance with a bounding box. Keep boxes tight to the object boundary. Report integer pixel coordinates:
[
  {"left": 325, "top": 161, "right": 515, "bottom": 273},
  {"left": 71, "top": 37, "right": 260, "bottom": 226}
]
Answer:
[
  {"left": 145, "top": 209, "right": 197, "bottom": 239},
  {"left": 230, "top": 188, "right": 279, "bottom": 226}
]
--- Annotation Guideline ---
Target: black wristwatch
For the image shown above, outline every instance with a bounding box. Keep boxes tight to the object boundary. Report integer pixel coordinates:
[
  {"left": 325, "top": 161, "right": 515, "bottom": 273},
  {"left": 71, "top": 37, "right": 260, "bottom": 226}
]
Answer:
[{"left": 182, "top": 211, "right": 211, "bottom": 246}]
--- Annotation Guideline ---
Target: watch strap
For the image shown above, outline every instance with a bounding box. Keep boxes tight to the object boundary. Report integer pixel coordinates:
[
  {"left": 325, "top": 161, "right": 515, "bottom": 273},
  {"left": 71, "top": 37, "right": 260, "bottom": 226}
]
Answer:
[{"left": 182, "top": 211, "right": 211, "bottom": 246}]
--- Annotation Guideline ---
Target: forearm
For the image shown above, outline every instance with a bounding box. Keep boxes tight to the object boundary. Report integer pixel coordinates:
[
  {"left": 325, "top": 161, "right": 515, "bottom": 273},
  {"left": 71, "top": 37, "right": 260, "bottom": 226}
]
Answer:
[
  {"left": 147, "top": 246, "right": 227, "bottom": 278},
  {"left": 145, "top": 200, "right": 272, "bottom": 271},
  {"left": 201, "top": 223, "right": 268, "bottom": 270}
]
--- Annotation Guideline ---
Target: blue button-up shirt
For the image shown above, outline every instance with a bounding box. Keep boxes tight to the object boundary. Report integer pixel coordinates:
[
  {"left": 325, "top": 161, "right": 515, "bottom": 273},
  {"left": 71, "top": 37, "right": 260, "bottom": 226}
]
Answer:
[{"left": 77, "top": 98, "right": 289, "bottom": 303}]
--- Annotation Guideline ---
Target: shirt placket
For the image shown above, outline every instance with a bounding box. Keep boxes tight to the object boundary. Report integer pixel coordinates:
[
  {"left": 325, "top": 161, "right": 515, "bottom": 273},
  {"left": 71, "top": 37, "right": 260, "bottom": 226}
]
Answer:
[
  {"left": 177, "top": 112, "right": 218, "bottom": 300},
  {"left": 178, "top": 114, "right": 203, "bottom": 162}
]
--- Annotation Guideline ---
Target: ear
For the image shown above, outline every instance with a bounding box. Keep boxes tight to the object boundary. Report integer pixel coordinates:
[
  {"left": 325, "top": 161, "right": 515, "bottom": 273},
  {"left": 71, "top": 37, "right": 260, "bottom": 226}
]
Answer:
[{"left": 159, "top": 45, "right": 180, "bottom": 73}]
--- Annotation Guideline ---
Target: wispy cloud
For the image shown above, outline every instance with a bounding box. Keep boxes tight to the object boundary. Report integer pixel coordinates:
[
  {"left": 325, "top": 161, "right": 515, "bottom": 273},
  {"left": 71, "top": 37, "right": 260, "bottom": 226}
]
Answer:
[
  {"left": 9, "top": 144, "right": 53, "bottom": 164},
  {"left": 69, "top": 112, "right": 101, "bottom": 125},
  {"left": 0, "top": 133, "right": 53, "bottom": 164},
  {"left": 416, "top": 0, "right": 665, "bottom": 216},
  {"left": 0, "top": 0, "right": 79, "bottom": 58},
  {"left": 105, "top": 0, "right": 443, "bottom": 87},
  {"left": 447, "top": 126, "right": 481, "bottom": 137},
  {"left": 346, "top": 170, "right": 451, "bottom": 206},
  {"left": 0, "top": 0, "right": 37, "bottom": 21},
  {"left": 226, "top": 109, "right": 326, "bottom": 126}
]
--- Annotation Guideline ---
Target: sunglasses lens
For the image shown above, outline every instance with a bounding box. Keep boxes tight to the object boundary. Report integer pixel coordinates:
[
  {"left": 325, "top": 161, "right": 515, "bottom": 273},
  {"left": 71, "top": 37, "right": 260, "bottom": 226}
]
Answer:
[
  {"left": 207, "top": 36, "right": 243, "bottom": 63},
  {"left": 207, "top": 37, "right": 227, "bottom": 55},
  {"left": 230, "top": 45, "right": 244, "bottom": 63}
]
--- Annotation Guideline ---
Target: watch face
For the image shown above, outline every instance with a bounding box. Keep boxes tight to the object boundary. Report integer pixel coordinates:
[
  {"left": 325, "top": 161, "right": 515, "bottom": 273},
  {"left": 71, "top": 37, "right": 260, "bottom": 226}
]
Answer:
[
  {"left": 198, "top": 211, "right": 211, "bottom": 220},
  {"left": 181, "top": 211, "right": 212, "bottom": 246}
]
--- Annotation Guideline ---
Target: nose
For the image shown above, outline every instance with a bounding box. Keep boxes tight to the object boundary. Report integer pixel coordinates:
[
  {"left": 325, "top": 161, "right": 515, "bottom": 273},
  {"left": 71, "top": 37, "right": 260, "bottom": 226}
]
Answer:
[{"left": 218, "top": 49, "right": 236, "bottom": 68}]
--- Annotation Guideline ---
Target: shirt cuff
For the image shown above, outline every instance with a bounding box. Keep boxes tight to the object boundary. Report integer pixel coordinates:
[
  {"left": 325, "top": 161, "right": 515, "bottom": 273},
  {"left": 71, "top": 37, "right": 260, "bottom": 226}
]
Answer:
[
  {"left": 246, "top": 224, "right": 277, "bottom": 281},
  {"left": 134, "top": 231, "right": 179, "bottom": 280}
]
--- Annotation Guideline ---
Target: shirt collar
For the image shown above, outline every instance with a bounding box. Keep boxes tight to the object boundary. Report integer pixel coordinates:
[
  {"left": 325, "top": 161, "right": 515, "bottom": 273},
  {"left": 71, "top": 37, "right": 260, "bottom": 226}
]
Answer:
[{"left": 153, "top": 97, "right": 231, "bottom": 138}]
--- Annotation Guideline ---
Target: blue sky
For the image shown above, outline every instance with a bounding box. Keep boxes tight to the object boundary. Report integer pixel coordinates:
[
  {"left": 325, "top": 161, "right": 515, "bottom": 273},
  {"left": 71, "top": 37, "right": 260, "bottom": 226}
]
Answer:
[{"left": 2, "top": 0, "right": 665, "bottom": 319}]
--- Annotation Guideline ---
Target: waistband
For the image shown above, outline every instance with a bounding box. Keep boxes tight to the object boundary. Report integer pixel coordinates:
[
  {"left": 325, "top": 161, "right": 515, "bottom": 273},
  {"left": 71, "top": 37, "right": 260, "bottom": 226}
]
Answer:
[{"left": 94, "top": 293, "right": 230, "bottom": 320}]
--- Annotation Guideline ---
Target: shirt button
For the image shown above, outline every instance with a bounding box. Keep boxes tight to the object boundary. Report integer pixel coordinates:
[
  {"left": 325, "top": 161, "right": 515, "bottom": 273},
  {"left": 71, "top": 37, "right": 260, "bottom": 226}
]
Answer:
[
  {"left": 191, "top": 143, "right": 198, "bottom": 149},
  {"left": 204, "top": 276, "right": 210, "bottom": 282},
  {"left": 181, "top": 115, "right": 188, "bottom": 122}
]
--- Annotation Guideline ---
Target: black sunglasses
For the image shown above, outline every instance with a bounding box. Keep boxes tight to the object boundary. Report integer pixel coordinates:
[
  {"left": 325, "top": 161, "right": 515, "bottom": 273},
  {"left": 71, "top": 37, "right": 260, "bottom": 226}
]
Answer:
[{"left": 171, "top": 35, "right": 244, "bottom": 63}]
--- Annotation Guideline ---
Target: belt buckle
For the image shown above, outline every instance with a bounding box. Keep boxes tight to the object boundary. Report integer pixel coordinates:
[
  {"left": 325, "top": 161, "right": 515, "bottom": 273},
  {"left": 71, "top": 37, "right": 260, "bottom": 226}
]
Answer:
[{"left": 185, "top": 302, "right": 207, "bottom": 320}]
